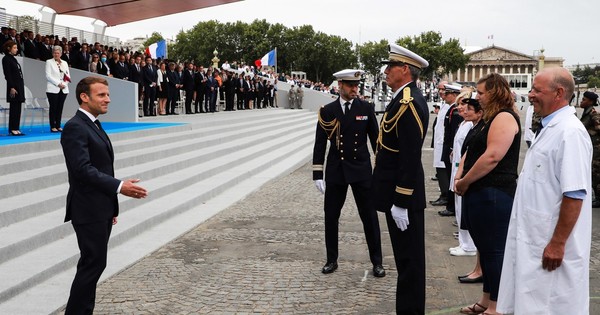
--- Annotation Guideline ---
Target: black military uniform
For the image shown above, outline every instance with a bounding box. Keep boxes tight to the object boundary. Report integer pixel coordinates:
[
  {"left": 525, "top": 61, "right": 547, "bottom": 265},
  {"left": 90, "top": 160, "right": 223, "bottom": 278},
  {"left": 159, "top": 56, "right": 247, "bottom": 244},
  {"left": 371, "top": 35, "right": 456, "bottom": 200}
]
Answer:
[
  {"left": 439, "top": 88, "right": 463, "bottom": 216},
  {"left": 312, "top": 94, "right": 383, "bottom": 275},
  {"left": 372, "top": 43, "right": 429, "bottom": 315}
]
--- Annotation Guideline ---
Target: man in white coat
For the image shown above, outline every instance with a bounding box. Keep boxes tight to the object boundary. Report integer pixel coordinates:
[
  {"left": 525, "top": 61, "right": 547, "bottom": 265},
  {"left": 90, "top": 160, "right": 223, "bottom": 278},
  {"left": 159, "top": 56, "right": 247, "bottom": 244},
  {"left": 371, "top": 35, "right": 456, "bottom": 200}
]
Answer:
[
  {"left": 497, "top": 67, "right": 592, "bottom": 315},
  {"left": 430, "top": 81, "right": 449, "bottom": 206}
]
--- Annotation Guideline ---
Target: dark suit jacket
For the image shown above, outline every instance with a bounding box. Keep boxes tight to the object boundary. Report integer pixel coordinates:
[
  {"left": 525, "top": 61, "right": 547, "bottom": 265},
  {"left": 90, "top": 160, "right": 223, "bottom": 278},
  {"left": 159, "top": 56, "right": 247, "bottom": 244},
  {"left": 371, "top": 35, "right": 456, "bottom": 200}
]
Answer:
[
  {"left": 129, "top": 64, "right": 143, "bottom": 84},
  {"left": 143, "top": 64, "right": 158, "bottom": 88},
  {"left": 182, "top": 69, "right": 195, "bottom": 91},
  {"left": 24, "top": 39, "right": 40, "bottom": 59},
  {"left": 372, "top": 81, "right": 429, "bottom": 211},
  {"left": 2, "top": 54, "right": 25, "bottom": 102},
  {"left": 312, "top": 98, "right": 379, "bottom": 185},
  {"left": 113, "top": 62, "right": 129, "bottom": 80},
  {"left": 61, "top": 110, "right": 120, "bottom": 224},
  {"left": 97, "top": 61, "right": 110, "bottom": 76}
]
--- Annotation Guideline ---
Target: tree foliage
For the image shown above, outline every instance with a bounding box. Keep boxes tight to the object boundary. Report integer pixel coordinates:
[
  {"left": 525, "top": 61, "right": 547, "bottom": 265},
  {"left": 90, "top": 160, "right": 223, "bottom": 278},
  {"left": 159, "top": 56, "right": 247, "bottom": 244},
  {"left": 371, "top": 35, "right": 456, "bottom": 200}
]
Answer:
[
  {"left": 572, "top": 65, "right": 600, "bottom": 85},
  {"left": 142, "top": 32, "right": 165, "bottom": 51},
  {"left": 169, "top": 19, "right": 356, "bottom": 82},
  {"left": 396, "top": 31, "right": 469, "bottom": 79},
  {"left": 356, "top": 40, "right": 389, "bottom": 77}
]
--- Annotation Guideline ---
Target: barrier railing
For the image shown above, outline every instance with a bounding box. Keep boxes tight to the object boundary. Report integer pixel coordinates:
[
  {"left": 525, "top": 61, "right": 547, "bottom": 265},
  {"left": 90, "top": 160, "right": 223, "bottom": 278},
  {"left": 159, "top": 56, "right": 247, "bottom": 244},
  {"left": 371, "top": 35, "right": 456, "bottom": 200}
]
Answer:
[{"left": 0, "top": 11, "right": 120, "bottom": 48}]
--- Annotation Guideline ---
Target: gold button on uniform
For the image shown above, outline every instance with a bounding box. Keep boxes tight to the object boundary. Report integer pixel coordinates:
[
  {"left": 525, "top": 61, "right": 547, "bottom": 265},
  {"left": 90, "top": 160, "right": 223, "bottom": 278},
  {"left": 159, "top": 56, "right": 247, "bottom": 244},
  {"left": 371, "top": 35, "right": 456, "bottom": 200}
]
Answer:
[{"left": 341, "top": 157, "right": 345, "bottom": 160}]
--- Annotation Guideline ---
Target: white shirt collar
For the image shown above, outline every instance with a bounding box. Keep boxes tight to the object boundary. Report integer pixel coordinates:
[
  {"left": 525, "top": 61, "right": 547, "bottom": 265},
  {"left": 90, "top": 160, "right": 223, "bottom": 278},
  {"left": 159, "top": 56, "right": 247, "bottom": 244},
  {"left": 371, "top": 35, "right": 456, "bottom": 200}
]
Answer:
[
  {"left": 78, "top": 108, "right": 98, "bottom": 122},
  {"left": 339, "top": 98, "right": 353, "bottom": 113}
]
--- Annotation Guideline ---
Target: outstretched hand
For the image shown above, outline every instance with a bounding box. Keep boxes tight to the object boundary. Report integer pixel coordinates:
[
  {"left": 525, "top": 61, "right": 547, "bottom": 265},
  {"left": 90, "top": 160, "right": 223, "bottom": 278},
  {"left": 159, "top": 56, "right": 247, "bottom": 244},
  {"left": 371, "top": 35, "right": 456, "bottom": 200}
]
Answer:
[{"left": 120, "top": 179, "right": 148, "bottom": 199}]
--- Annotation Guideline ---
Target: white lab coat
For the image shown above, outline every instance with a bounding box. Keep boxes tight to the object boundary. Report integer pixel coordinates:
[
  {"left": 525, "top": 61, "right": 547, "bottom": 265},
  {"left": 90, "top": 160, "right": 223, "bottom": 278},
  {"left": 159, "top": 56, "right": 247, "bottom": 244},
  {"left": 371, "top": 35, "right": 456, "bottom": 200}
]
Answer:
[
  {"left": 497, "top": 106, "right": 592, "bottom": 315},
  {"left": 432, "top": 103, "right": 449, "bottom": 168},
  {"left": 523, "top": 104, "right": 534, "bottom": 143}
]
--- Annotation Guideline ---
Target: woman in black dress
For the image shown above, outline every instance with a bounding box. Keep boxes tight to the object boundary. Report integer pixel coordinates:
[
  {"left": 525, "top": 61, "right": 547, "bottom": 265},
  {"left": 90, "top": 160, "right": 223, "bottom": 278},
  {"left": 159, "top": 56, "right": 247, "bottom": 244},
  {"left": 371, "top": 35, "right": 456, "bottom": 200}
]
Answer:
[{"left": 2, "top": 40, "right": 25, "bottom": 136}]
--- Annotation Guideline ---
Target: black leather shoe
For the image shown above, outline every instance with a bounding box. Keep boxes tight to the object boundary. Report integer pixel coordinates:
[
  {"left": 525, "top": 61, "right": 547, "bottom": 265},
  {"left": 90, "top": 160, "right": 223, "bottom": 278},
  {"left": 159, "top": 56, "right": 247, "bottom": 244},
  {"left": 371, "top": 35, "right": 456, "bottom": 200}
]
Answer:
[
  {"left": 438, "top": 209, "right": 455, "bottom": 216},
  {"left": 321, "top": 262, "right": 338, "bottom": 274},
  {"left": 592, "top": 200, "right": 600, "bottom": 208},
  {"left": 430, "top": 198, "right": 448, "bottom": 206},
  {"left": 373, "top": 265, "right": 386, "bottom": 277},
  {"left": 459, "top": 275, "right": 483, "bottom": 283}
]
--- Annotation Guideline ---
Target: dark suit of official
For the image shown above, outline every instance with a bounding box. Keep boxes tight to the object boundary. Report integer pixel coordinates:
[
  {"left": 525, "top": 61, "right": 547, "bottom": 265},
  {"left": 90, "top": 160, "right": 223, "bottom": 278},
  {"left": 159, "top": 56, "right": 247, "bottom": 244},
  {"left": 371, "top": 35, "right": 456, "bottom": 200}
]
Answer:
[
  {"left": 61, "top": 110, "right": 120, "bottom": 314},
  {"left": 166, "top": 69, "right": 180, "bottom": 114},
  {"left": 182, "top": 69, "right": 195, "bottom": 114},
  {"left": 312, "top": 98, "right": 383, "bottom": 266},
  {"left": 113, "top": 62, "right": 129, "bottom": 80},
  {"left": 372, "top": 81, "right": 429, "bottom": 315},
  {"left": 129, "top": 63, "right": 143, "bottom": 103},
  {"left": 193, "top": 71, "right": 205, "bottom": 112},
  {"left": 143, "top": 64, "right": 158, "bottom": 115}
]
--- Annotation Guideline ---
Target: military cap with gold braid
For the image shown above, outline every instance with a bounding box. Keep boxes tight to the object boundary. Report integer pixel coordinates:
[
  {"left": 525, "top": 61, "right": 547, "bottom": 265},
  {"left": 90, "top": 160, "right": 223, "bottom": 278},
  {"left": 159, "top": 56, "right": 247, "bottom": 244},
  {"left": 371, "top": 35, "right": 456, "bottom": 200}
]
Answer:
[{"left": 381, "top": 43, "right": 429, "bottom": 69}]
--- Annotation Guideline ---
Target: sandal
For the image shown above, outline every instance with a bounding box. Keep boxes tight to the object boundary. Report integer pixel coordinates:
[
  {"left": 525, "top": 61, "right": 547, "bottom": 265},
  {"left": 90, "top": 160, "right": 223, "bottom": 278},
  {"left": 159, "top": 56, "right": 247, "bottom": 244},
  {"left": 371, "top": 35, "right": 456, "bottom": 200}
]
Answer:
[{"left": 460, "top": 302, "right": 487, "bottom": 315}]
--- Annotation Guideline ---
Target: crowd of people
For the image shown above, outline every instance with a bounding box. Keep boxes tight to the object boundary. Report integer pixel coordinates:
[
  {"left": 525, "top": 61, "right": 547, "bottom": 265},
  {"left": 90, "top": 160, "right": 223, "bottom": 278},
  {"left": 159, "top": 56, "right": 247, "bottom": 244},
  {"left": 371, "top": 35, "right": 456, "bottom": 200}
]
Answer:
[{"left": 314, "top": 42, "right": 597, "bottom": 315}]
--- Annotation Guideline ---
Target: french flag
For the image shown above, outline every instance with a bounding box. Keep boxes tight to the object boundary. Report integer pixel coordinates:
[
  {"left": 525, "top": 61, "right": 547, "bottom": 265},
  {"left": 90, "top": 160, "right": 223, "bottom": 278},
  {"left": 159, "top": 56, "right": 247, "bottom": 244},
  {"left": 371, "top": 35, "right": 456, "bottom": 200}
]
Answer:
[
  {"left": 260, "top": 49, "right": 276, "bottom": 67},
  {"left": 146, "top": 40, "right": 167, "bottom": 59}
]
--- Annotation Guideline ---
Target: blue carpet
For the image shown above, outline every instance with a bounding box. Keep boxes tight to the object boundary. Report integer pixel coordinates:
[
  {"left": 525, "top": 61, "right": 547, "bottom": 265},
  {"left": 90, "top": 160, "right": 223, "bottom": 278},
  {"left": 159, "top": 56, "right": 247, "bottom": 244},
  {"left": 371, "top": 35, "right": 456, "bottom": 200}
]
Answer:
[{"left": 0, "top": 122, "right": 185, "bottom": 146}]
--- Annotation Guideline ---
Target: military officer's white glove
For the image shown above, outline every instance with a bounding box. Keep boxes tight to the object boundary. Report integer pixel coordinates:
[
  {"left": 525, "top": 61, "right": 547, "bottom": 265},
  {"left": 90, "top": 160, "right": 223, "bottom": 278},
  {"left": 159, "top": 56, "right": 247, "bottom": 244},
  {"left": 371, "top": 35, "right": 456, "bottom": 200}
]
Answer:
[
  {"left": 391, "top": 205, "right": 409, "bottom": 231},
  {"left": 314, "top": 179, "right": 325, "bottom": 194}
]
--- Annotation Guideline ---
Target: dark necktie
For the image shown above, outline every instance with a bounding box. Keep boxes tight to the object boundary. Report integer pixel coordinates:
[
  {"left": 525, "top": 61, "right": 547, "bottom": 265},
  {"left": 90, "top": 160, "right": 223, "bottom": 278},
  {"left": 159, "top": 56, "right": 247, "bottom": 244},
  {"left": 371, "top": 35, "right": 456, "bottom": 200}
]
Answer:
[
  {"left": 344, "top": 101, "right": 350, "bottom": 115},
  {"left": 535, "top": 123, "right": 544, "bottom": 137},
  {"left": 94, "top": 119, "right": 103, "bottom": 130}
]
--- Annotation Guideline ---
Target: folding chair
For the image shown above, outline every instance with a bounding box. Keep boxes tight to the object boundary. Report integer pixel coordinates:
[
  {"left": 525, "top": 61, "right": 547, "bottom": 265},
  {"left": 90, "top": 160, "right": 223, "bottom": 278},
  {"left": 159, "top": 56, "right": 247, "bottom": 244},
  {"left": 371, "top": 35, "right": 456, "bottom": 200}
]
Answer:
[{"left": 23, "top": 87, "right": 49, "bottom": 131}]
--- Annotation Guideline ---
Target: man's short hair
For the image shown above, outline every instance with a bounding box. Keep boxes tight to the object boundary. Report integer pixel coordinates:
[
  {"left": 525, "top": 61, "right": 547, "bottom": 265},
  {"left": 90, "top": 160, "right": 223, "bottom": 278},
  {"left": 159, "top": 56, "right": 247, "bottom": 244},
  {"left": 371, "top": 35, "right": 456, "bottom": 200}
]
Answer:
[{"left": 76, "top": 77, "right": 108, "bottom": 105}]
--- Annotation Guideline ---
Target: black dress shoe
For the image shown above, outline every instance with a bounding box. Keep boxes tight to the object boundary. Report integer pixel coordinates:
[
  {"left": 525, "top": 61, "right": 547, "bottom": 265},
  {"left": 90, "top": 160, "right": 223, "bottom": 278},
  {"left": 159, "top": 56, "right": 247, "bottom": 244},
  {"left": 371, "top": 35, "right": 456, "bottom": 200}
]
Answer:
[
  {"left": 459, "top": 275, "right": 483, "bottom": 283},
  {"left": 592, "top": 200, "right": 600, "bottom": 208},
  {"left": 430, "top": 198, "right": 448, "bottom": 206},
  {"left": 373, "top": 265, "right": 386, "bottom": 277},
  {"left": 438, "top": 209, "right": 455, "bottom": 216},
  {"left": 321, "top": 262, "right": 338, "bottom": 274}
]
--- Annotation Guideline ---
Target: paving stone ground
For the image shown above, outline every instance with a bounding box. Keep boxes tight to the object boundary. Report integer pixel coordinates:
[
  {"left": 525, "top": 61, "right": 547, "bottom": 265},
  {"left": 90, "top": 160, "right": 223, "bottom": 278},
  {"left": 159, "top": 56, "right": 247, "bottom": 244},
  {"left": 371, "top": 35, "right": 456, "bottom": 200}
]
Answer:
[{"left": 58, "top": 111, "right": 600, "bottom": 314}]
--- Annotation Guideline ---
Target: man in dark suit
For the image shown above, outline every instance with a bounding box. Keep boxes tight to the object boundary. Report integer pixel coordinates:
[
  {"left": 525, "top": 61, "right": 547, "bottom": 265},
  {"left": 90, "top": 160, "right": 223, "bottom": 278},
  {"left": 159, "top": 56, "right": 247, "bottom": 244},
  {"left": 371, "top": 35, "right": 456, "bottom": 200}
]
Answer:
[
  {"left": 61, "top": 76, "right": 147, "bottom": 314},
  {"left": 372, "top": 44, "right": 429, "bottom": 315},
  {"left": 166, "top": 62, "right": 181, "bottom": 115},
  {"left": 142, "top": 56, "right": 158, "bottom": 116},
  {"left": 193, "top": 66, "right": 206, "bottom": 113},
  {"left": 236, "top": 74, "right": 245, "bottom": 110},
  {"left": 312, "top": 69, "right": 385, "bottom": 278},
  {"left": 129, "top": 55, "right": 143, "bottom": 106},
  {"left": 74, "top": 43, "right": 91, "bottom": 71},
  {"left": 113, "top": 54, "right": 129, "bottom": 80},
  {"left": 182, "top": 62, "right": 195, "bottom": 114},
  {"left": 24, "top": 31, "right": 40, "bottom": 60}
]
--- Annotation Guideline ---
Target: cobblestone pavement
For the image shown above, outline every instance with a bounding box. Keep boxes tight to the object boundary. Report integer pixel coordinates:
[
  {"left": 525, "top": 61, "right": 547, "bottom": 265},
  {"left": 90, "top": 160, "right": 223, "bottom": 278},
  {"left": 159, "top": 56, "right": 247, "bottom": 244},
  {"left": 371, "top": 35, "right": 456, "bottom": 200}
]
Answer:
[{"left": 68, "top": 111, "right": 599, "bottom": 314}]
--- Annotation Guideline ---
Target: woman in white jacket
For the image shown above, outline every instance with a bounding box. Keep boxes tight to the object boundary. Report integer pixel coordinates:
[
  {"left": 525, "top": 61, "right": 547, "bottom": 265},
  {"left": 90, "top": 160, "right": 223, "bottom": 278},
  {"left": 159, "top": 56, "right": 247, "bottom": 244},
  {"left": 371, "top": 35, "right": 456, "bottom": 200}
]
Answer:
[{"left": 45, "top": 45, "right": 70, "bottom": 132}]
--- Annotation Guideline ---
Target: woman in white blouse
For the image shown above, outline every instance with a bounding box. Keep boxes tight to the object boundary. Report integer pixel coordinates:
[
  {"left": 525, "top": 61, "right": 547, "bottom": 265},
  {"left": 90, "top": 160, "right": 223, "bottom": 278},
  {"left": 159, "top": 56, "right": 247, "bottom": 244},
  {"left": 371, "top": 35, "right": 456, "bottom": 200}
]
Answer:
[{"left": 45, "top": 45, "right": 70, "bottom": 132}]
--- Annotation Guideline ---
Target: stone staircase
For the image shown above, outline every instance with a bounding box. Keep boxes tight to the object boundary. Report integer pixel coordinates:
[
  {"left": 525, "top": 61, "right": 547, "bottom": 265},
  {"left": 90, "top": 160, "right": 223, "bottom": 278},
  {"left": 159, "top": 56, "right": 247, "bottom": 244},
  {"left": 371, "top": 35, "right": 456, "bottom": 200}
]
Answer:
[{"left": 0, "top": 109, "right": 316, "bottom": 314}]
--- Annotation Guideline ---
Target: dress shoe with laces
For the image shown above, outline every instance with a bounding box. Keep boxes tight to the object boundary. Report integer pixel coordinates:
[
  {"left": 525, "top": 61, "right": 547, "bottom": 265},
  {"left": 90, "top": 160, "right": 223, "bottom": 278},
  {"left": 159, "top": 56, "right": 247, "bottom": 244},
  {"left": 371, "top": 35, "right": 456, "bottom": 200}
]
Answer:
[
  {"left": 438, "top": 209, "right": 455, "bottom": 216},
  {"left": 429, "top": 198, "right": 448, "bottom": 206},
  {"left": 321, "top": 262, "right": 338, "bottom": 274},
  {"left": 373, "top": 265, "right": 386, "bottom": 277}
]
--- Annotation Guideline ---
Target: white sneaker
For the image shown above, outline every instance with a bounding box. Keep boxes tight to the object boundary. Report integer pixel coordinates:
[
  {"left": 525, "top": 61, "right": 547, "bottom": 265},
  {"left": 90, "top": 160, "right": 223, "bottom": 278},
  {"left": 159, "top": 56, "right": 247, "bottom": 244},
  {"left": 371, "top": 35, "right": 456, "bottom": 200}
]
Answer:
[
  {"left": 450, "top": 248, "right": 477, "bottom": 257},
  {"left": 448, "top": 246, "right": 461, "bottom": 252}
]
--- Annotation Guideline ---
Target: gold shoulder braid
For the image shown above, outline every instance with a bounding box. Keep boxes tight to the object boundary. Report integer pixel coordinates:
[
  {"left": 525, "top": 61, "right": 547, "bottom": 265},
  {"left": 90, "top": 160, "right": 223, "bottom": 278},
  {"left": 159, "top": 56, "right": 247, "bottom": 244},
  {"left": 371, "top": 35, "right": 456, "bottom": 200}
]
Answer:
[
  {"left": 318, "top": 107, "right": 341, "bottom": 149},
  {"left": 376, "top": 87, "right": 424, "bottom": 153}
]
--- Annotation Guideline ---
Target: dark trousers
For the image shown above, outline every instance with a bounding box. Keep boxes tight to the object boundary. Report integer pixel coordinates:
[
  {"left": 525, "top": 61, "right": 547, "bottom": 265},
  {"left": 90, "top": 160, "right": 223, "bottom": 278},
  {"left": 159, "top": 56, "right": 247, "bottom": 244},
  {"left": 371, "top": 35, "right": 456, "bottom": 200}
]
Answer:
[
  {"left": 463, "top": 187, "right": 513, "bottom": 301},
  {"left": 194, "top": 90, "right": 204, "bottom": 112},
  {"left": 385, "top": 207, "right": 425, "bottom": 315},
  {"left": 236, "top": 92, "right": 244, "bottom": 109},
  {"left": 210, "top": 91, "right": 217, "bottom": 112},
  {"left": 47, "top": 91, "right": 67, "bottom": 129},
  {"left": 65, "top": 220, "right": 113, "bottom": 315},
  {"left": 225, "top": 91, "right": 234, "bottom": 111},
  {"left": 443, "top": 160, "right": 455, "bottom": 211},
  {"left": 8, "top": 101, "right": 22, "bottom": 132},
  {"left": 256, "top": 96, "right": 263, "bottom": 109},
  {"left": 435, "top": 167, "right": 449, "bottom": 200},
  {"left": 323, "top": 181, "right": 382, "bottom": 266},
  {"left": 143, "top": 86, "right": 156, "bottom": 115},
  {"left": 204, "top": 90, "right": 212, "bottom": 112},
  {"left": 184, "top": 89, "right": 194, "bottom": 114},
  {"left": 167, "top": 89, "right": 178, "bottom": 114}
]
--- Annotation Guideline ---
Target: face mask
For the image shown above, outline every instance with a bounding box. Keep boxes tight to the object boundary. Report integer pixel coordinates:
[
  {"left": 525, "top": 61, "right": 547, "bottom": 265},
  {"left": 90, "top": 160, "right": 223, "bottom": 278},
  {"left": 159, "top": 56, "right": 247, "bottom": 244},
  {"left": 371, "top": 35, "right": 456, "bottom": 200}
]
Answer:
[{"left": 101, "top": 57, "right": 107, "bottom": 62}]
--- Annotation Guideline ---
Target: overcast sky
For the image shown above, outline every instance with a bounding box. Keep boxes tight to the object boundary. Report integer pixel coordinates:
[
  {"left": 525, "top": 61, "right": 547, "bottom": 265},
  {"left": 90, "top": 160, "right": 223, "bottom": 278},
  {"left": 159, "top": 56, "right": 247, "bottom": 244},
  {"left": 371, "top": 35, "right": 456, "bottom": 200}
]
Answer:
[{"left": 2, "top": 0, "right": 598, "bottom": 66}]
